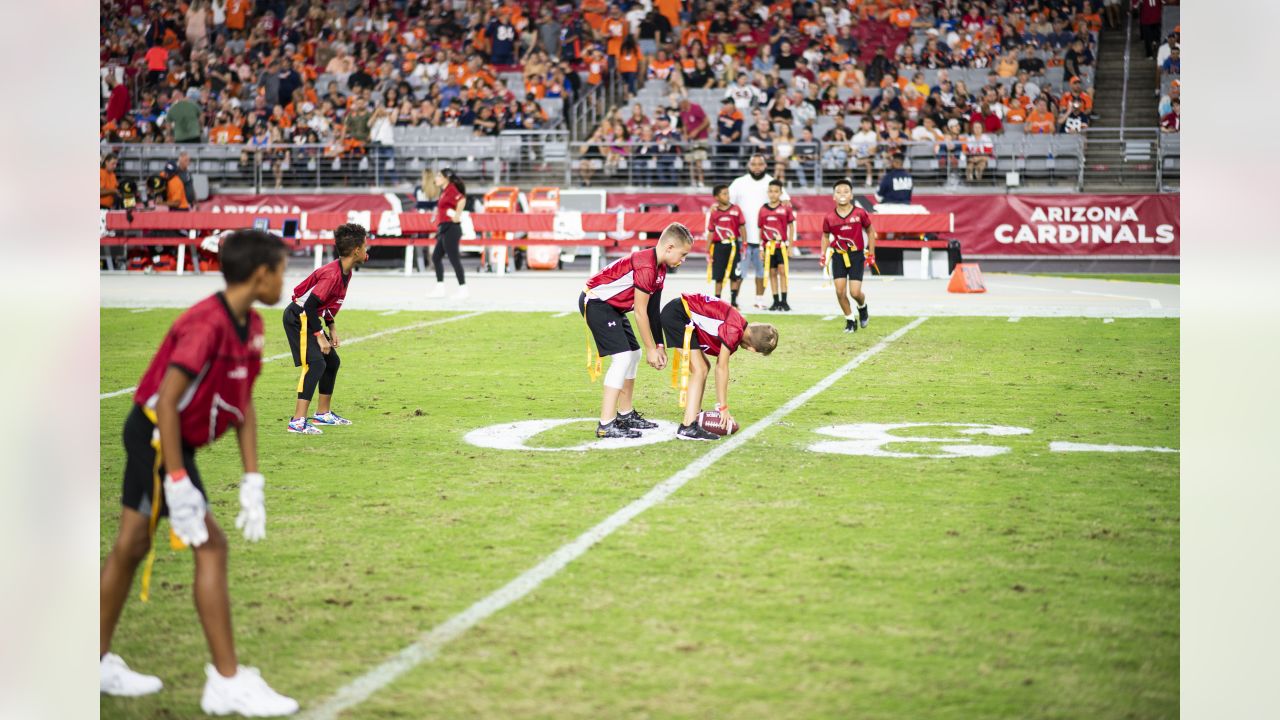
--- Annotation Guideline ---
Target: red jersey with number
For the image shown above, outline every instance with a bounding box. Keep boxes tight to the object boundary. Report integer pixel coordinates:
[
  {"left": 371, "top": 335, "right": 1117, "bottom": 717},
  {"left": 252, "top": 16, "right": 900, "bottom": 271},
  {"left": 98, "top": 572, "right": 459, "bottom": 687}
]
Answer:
[
  {"left": 681, "top": 293, "right": 747, "bottom": 356},
  {"left": 706, "top": 204, "right": 745, "bottom": 244},
  {"left": 291, "top": 260, "right": 352, "bottom": 324},
  {"left": 757, "top": 202, "right": 796, "bottom": 244},
  {"left": 133, "top": 293, "right": 265, "bottom": 449},
  {"left": 585, "top": 248, "right": 666, "bottom": 312},
  {"left": 823, "top": 206, "right": 874, "bottom": 252}
]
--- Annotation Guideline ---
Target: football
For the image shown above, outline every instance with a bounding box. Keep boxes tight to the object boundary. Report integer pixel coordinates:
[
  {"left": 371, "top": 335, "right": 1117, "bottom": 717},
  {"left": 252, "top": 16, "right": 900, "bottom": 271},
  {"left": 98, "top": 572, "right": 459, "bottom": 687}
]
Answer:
[{"left": 698, "top": 410, "right": 739, "bottom": 436}]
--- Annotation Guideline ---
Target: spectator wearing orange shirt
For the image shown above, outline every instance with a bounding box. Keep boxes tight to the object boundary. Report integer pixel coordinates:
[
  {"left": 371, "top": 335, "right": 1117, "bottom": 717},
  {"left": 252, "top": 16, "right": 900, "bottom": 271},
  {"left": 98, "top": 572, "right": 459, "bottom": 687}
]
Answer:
[
  {"left": 604, "top": 6, "right": 628, "bottom": 58},
  {"left": 618, "top": 36, "right": 643, "bottom": 97},
  {"left": 1058, "top": 77, "right": 1094, "bottom": 113},
  {"left": 159, "top": 160, "right": 190, "bottom": 211},
  {"left": 100, "top": 155, "right": 121, "bottom": 210},
  {"left": 209, "top": 112, "right": 245, "bottom": 144},
  {"left": 1025, "top": 98, "right": 1056, "bottom": 134},
  {"left": 225, "top": 0, "right": 250, "bottom": 33},
  {"left": 145, "top": 43, "right": 169, "bottom": 88}
]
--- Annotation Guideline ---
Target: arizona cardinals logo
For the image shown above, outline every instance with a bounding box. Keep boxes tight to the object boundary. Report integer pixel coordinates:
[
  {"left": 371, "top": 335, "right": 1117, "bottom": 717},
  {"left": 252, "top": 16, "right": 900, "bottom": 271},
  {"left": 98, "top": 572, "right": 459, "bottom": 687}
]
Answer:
[
  {"left": 713, "top": 225, "right": 738, "bottom": 243},
  {"left": 760, "top": 225, "right": 783, "bottom": 242}
]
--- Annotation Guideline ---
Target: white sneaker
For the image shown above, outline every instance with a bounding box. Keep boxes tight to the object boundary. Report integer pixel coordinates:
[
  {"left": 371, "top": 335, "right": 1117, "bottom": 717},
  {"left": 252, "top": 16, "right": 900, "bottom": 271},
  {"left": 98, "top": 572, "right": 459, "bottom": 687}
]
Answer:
[
  {"left": 430, "top": 284, "right": 446, "bottom": 298},
  {"left": 201, "top": 665, "right": 299, "bottom": 717},
  {"left": 100, "top": 653, "right": 163, "bottom": 697},
  {"left": 452, "top": 285, "right": 469, "bottom": 300}
]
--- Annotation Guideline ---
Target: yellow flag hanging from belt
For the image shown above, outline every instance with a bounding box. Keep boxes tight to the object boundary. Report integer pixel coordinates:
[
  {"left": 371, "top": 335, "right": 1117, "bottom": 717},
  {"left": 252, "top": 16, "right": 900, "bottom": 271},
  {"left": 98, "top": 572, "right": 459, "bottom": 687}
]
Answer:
[
  {"left": 581, "top": 288, "right": 603, "bottom": 382},
  {"left": 676, "top": 296, "right": 693, "bottom": 408},
  {"left": 137, "top": 406, "right": 188, "bottom": 603}
]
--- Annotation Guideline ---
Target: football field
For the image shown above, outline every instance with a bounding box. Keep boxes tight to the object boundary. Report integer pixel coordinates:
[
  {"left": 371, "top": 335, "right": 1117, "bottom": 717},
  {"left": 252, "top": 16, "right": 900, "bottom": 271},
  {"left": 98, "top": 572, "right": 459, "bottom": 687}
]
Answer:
[{"left": 100, "top": 305, "right": 1178, "bottom": 719}]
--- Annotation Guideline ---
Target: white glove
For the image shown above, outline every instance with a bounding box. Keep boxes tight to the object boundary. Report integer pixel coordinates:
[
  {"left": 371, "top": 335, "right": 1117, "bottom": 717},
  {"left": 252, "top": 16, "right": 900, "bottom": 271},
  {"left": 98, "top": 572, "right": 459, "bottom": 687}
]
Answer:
[
  {"left": 163, "top": 471, "right": 208, "bottom": 547},
  {"left": 235, "top": 472, "right": 266, "bottom": 542}
]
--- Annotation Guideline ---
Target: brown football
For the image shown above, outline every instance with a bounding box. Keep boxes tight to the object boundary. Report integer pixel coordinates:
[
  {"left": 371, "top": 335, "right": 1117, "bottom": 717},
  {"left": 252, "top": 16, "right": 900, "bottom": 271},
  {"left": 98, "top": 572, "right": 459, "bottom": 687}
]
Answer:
[{"left": 698, "top": 410, "right": 739, "bottom": 436}]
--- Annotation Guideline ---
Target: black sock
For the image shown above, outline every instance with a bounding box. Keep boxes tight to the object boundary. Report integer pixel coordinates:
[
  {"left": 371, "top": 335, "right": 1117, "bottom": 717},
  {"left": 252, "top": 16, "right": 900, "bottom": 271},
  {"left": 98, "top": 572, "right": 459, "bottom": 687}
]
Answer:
[
  {"left": 782, "top": 292, "right": 788, "bottom": 303},
  {"left": 731, "top": 290, "right": 739, "bottom": 304},
  {"left": 772, "top": 293, "right": 779, "bottom": 303}
]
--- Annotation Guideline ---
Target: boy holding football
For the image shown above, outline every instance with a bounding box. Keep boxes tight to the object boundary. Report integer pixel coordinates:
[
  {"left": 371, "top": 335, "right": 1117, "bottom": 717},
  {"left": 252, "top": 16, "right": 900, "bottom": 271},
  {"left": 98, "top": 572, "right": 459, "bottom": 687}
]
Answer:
[
  {"left": 820, "top": 178, "right": 877, "bottom": 333},
  {"left": 99, "top": 230, "right": 299, "bottom": 716},
  {"left": 580, "top": 222, "right": 694, "bottom": 439},
  {"left": 283, "top": 222, "right": 369, "bottom": 434},
  {"left": 705, "top": 184, "right": 746, "bottom": 307},
  {"left": 758, "top": 179, "right": 796, "bottom": 312},
  {"left": 661, "top": 292, "right": 779, "bottom": 440}
]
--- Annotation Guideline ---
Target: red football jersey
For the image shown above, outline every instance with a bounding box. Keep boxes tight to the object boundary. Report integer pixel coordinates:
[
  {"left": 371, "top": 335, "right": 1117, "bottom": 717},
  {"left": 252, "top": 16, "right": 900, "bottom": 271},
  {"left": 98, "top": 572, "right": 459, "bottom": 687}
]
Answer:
[
  {"left": 585, "top": 248, "right": 666, "bottom": 312},
  {"left": 133, "top": 293, "right": 266, "bottom": 449},
  {"left": 706, "top": 203, "right": 746, "bottom": 244},
  {"left": 822, "top": 205, "right": 874, "bottom": 252},
  {"left": 681, "top": 292, "right": 747, "bottom": 356},
  {"left": 435, "top": 182, "right": 463, "bottom": 225},
  {"left": 291, "top": 260, "right": 351, "bottom": 324},
  {"left": 757, "top": 202, "right": 796, "bottom": 244}
]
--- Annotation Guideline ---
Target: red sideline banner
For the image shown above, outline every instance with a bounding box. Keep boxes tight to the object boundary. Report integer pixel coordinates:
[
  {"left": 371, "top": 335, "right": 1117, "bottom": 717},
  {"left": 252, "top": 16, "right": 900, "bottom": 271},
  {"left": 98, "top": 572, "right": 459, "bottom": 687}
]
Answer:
[
  {"left": 195, "top": 193, "right": 396, "bottom": 215},
  {"left": 607, "top": 192, "right": 1179, "bottom": 257}
]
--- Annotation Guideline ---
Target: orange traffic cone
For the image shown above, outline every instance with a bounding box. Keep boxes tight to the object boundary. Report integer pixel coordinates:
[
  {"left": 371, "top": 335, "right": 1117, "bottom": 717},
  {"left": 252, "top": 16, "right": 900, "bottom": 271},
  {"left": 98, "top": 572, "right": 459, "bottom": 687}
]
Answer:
[{"left": 947, "top": 263, "right": 987, "bottom": 293}]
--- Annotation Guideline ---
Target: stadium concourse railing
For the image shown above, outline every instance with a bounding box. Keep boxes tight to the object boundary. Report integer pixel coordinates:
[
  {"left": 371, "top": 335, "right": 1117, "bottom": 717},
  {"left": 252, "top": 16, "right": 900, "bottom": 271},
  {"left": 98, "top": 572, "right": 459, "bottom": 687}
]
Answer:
[
  {"left": 99, "top": 208, "right": 953, "bottom": 277},
  {"left": 103, "top": 132, "right": 1179, "bottom": 194}
]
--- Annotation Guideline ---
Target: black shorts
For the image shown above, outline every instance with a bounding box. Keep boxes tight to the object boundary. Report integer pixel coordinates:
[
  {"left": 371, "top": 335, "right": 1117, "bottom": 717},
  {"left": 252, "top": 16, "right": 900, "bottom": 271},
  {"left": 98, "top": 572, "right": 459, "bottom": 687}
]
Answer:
[
  {"left": 830, "top": 248, "right": 866, "bottom": 282},
  {"left": 121, "top": 404, "right": 204, "bottom": 518},
  {"left": 767, "top": 243, "right": 787, "bottom": 269},
  {"left": 659, "top": 298, "right": 694, "bottom": 349},
  {"left": 579, "top": 292, "right": 638, "bottom": 356},
  {"left": 283, "top": 305, "right": 329, "bottom": 367},
  {"left": 710, "top": 242, "right": 741, "bottom": 283}
]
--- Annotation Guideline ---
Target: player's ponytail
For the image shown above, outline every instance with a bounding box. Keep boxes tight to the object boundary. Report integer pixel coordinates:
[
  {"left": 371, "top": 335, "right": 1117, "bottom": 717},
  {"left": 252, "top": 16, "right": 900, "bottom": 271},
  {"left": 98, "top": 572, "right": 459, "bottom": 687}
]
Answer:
[{"left": 442, "top": 167, "right": 466, "bottom": 197}]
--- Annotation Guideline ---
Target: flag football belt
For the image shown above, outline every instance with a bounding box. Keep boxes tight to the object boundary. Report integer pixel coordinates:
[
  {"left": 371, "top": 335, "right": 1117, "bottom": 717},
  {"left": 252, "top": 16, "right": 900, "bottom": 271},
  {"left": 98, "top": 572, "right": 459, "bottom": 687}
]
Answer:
[
  {"left": 581, "top": 287, "right": 603, "bottom": 382},
  {"left": 706, "top": 239, "right": 738, "bottom": 282},
  {"left": 137, "top": 405, "right": 188, "bottom": 603},
  {"left": 763, "top": 239, "right": 789, "bottom": 279},
  {"left": 669, "top": 296, "right": 695, "bottom": 408}
]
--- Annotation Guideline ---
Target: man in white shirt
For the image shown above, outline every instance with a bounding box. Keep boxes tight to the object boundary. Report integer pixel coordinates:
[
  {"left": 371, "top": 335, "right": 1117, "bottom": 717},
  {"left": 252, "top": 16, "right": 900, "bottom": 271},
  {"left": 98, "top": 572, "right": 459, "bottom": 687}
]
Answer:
[
  {"left": 729, "top": 154, "right": 791, "bottom": 309},
  {"left": 724, "top": 74, "right": 765, "bottom": 113}
]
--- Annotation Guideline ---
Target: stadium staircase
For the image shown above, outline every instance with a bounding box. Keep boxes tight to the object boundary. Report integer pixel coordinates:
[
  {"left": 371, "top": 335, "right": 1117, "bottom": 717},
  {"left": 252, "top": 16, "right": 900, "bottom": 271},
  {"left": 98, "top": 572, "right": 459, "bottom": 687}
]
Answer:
[{"left": 1083, "top": 18, "right": 1160, "bottom": 190}]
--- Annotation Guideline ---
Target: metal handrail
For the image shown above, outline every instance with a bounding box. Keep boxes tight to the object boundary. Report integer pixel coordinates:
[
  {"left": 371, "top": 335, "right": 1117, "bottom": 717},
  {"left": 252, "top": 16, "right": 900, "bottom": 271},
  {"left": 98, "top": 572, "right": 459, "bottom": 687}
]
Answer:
[{"left": 1120, "top": 3, "right": 1134, "bottom": 141}]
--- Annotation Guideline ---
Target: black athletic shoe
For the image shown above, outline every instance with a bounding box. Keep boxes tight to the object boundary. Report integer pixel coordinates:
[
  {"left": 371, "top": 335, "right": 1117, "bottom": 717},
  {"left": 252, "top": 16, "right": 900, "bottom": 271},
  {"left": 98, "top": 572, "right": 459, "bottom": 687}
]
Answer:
[
  {"left": 858, "top": 304, "right": 869, "bottom": 328},
  {"left": 780, "top": 301, "right": 792, "bottom": 312},
  {"left": 616, "top": 409, "right": 658, "bottom": 430},
  {"left": 844, "top": 319, "right": 857, "bottom": 333},
  {"left": 768, "top": 300, "right": 781, "bottom": 311},
  {"left": 597, "top": 421, "right": 641, "bottom": 439},
  {"left": 676, "top": 423, "right": 720, "bottom": 441}
]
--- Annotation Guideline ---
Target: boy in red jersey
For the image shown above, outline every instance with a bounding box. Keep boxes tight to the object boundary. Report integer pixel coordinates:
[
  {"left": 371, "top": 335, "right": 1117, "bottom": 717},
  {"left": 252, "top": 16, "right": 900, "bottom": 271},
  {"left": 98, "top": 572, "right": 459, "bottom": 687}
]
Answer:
[
  {"left": 282, "top": 223, "right": 369, "bottom": 434},
  {"left": 580, "top": 223, "right": 693, "bottom": 439},
  {"left": 820, "top": 178, "right": 877, "bottom": 333},
  {"left": 705, "top": 184, "right": 746, "bottom": 307},
  {"left": 660, "top": 292, "right": 779, "bottom": 440},
  {"left": 99, "top": 230, "right": 300, "bottom": 716},
  {"left": 758, "top": 179, "right": 797, "bottom": 312}
]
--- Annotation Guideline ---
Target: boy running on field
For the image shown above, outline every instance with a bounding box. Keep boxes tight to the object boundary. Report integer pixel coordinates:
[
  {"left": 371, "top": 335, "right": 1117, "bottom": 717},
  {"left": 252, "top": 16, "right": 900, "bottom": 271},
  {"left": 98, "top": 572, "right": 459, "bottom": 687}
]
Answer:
[
  {"left": 705, "top": 184, "right": 746, "bottom": 308},
  {"left": 99, "top": 229, "right": 299, "bottom": 716},
  {"left": 758, "top": 179, "right": 797, "bottom": 312},
  {"left": 283, "top": 222, "right": 369, "bottom": 434},
  {"left": 661, "top": 292, "right": 779, "bottom": 440},
  {"left": 820, "top": 178, "right": 877, "bottom": 333},
  {"left": 580, "top": 223, "right": 693, "bottom": 439}
]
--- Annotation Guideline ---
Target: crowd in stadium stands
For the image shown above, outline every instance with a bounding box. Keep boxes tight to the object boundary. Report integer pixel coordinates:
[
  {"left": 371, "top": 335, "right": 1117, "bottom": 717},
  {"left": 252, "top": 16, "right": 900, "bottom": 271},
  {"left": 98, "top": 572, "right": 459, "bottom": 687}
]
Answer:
[
  {"left": 1156, "top": 21, "right": 1178, "bottom": 134},
  {"left": 100, "top": 0, "right": 1146, "bottom": 194}
]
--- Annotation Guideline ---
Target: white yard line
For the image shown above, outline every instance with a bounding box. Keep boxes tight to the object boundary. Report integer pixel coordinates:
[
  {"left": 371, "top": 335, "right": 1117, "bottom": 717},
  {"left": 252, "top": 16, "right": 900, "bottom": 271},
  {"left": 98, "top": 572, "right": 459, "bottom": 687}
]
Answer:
[
  {"left": 551, "top": 310, "right": 572, "bottom": 318},
  {"left": 99, "top": 312, "right": 487, "bottom": 401},
  {"left": 822, "top": 315, "right": 837, "bottom": 321},
  {"left": 1008, "top": 317, "right": 1021, "bottom": 323},
  {"left": 379, "top": 310, "right": 401, "bottom": 316},
  {"left": 298, "top": 317, "right": 930, "bottom": 720},
  {"left": 129, "top": 307, "right": 155, "bottom": 314},
  {"left": 1050, "top": 441, "right": 1177, "bottom": 453},
  {"left": 1069, "top": 289, "right": 1162, "bottom": 309}
]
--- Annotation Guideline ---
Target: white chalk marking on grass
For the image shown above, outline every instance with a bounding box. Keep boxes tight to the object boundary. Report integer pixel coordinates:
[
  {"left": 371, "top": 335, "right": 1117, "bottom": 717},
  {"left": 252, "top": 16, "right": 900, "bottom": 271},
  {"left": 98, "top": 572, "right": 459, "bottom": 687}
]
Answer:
[
  {"left": 1008, "top": 316, "right": 1021, "bottom": 323},
  {"left": 298, "top": 317, "right": 930, "bottom": 720},
  {"left": 379, "top": 310, "right": 401, "bottom": 316},
  {"left": 1103, "top": 318, "right": 1115, "bottom": 324},
  {"left": 551, "top": 310, "right": 572, "bottom": 318},
  {"left": 464, "top": 417, "right": 679, "bottom": 451},
  {"left": 129, "top": 307, "right": 155, "bottom": 314},
  {"left": 822, "top": 315, "right": 837, "bottom": 321},
  {"left": 1050, "top": 441, "right": 1178, "bottom": 454},
  {"left": 1070, "top": 289, "right": 1162, "bottom": 309},
  {"left": 100, "top": 312, "right": 487, "bottom": 400}
]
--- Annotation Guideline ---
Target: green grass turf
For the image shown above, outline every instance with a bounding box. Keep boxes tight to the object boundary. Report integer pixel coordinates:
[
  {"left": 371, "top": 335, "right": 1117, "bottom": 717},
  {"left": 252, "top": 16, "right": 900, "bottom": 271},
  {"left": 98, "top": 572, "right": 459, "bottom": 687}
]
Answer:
[
  {"left": 100, "top": 308, "right": 1178, "bottom": 719},
  {"left": 1014, "top": 273, "right": 1180, "bottom": 285}
]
